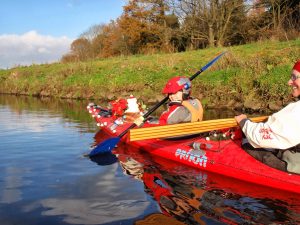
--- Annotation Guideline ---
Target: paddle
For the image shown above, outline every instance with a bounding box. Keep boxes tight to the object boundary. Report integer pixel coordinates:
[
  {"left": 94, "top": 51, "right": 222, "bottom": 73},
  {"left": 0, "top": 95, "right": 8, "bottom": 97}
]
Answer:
[
  {"left": 130, "top": 116, "right": 268, "bottom": 141},
  {"left": 88, "top": 52, "right": 226, "bottom": 157}
]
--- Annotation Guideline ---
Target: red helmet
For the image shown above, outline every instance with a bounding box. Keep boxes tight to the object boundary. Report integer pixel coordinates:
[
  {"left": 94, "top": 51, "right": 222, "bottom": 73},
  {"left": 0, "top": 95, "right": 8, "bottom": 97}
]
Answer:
[{"left": 162, "top": 76, "right": 191, "bottom": 94}]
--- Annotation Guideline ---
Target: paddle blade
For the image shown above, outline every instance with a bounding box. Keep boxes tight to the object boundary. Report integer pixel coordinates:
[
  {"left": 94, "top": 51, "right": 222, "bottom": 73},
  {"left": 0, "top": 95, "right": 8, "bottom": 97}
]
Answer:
[
  {"left": 89, "top": 137, "right": 121, "bottom": 157},
  {"left": 90, "top": 152, "right": 118, "bottom": 165}
]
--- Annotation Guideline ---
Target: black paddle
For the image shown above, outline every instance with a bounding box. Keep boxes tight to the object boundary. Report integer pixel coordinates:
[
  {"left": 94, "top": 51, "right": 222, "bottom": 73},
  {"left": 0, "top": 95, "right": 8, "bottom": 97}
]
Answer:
[{"left": 88, "top": 52, "right": 226, "bottom": 157}]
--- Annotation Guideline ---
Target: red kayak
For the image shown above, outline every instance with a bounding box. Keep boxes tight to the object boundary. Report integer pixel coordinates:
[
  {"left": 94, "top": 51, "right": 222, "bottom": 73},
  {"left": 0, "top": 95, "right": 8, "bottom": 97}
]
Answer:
[{"left": 87, "top": 103, "right": 300, "bottom": 194}]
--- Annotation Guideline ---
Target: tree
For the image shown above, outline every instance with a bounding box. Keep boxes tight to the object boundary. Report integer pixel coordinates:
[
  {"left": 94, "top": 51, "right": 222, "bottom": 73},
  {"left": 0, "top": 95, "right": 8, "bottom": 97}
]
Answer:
[
  {"left": 98, "top": 21, "right": 128, "bottom": 57},
  {"left": 246, "top": 0, "right": 299, "bottom": 40},
  {"left": 117, "top": 0, "right": 182, "bottom": 54},
  {"left": 80, "top": 24, "right": 107, "bottom": 58},
  {"left": 80, "top": 24, "right": 105, "bottom": 41},
  {"left": 60, "top": 0, "right": 299, "bottom": 62},
  {"left": 173, "top": 0, "right": 247, "bottom": 48},
  {"left": 70, "top": 38, "right": 92, "bottom": 61}
]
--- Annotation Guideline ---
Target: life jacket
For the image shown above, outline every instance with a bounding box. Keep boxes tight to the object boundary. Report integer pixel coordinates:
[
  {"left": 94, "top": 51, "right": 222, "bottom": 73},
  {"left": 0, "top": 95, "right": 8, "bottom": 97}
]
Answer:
[
  {"left": 182, "top": 98, "right": 203, "bottom": 122},
  {"left": 159, "top": 99, "right": 203, "bottom": 125},
  {"left": 158, "top": 102, "right": 182, "bottom": 125}
]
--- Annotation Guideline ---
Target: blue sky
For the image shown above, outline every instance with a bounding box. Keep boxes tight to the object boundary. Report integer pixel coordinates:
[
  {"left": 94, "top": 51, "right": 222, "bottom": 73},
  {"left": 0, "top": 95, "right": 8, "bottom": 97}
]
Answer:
[{"left": 0, "top": 0, "right": 125, "bottom": 69}]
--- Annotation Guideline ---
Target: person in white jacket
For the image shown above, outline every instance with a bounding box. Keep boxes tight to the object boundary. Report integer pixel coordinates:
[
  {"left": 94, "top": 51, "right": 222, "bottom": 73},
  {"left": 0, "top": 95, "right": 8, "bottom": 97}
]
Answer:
[{"left": 235, "top": 60, "right": 300, "bottom": 174}]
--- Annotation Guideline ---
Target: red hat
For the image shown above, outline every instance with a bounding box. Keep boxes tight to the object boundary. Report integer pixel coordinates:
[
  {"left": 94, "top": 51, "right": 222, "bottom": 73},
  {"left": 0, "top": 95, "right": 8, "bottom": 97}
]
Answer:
[
  {"left": 162, "top": 76, "right": 191, "bottom": 94},
  {"left": 293, "top": 60, "right": 300, "bottom": 73}
]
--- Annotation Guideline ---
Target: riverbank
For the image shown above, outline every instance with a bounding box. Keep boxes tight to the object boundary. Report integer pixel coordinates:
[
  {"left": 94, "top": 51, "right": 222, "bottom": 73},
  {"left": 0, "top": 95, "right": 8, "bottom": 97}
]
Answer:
[{"left": 0, "top": 39, "right": 299, "bottom": 112}]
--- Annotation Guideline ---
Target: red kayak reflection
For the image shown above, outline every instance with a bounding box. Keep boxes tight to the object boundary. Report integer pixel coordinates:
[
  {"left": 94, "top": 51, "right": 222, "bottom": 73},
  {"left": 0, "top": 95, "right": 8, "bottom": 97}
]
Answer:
[{"left": 91, "top": 129, "right": 300, "bottom": 225}]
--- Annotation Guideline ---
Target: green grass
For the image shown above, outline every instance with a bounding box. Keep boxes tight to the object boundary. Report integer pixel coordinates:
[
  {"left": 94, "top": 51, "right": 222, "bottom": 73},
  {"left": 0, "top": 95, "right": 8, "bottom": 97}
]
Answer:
[{"left": 0, "top": 39, "right": 299, "bottom": 110}]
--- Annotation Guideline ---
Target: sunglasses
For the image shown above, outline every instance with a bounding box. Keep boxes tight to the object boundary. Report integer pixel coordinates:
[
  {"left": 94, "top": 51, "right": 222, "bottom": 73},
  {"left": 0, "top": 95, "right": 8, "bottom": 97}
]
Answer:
[{"left": 291, "top": 74, "right": 300, "bottom": 81}]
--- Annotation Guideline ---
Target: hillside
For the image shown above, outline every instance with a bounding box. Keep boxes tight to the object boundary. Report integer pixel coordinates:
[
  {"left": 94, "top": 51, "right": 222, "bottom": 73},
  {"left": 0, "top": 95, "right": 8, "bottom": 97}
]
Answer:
[{"left": 0, "top": 39, "right": 299, "bottom": 112}]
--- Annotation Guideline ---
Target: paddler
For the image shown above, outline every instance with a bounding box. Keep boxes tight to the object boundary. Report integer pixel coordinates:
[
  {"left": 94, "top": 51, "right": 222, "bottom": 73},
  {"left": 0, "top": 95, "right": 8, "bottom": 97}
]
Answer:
[
  {"left": 235, "top": 60, "right": 300, "bottom": 174},
  {"left": 158, "top": 76, "right": 204, "bottom": 125}
]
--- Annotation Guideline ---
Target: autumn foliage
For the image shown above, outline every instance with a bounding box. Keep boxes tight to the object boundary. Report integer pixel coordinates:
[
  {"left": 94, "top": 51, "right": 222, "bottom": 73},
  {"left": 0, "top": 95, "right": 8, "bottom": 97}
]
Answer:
[{"left": 61, "top": 0, "right": 300, "bottom": 63}]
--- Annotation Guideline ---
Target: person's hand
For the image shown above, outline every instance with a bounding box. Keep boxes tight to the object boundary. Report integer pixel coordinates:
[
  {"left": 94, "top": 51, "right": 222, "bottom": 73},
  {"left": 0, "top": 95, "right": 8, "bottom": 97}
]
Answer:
[
  {"left": 235, "top": 114, "right": 247, "bottom": 125},
  {"left": 134, "top": 116, "right": 144, "bottom": 126}
]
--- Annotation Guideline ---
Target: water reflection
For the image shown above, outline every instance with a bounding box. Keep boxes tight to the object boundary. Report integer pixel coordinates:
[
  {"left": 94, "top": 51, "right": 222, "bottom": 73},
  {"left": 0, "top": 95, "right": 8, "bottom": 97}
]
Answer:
[
  {"left": 93, "top": 130, "right": 300, "bottom": 224},
  {"left": 40, "top": 198, "right": 150, "bottom": 224},
  {"left": 0, "top": 94, "right": 96, "bottom": 133},
  {"left": 39, "top": 161, "right": 151, "bottom": 225},
  {"left": 1, "top": 167, "right": 23, "bottom": 204},
  {"left": 1, "top": 95, "right": 156, "bottom": 224}
]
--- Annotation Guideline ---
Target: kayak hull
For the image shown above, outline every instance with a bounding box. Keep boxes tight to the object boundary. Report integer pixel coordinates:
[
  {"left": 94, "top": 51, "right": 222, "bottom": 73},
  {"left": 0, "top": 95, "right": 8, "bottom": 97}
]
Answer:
[{"left": 87, "top": 104, "right": 300, "bottom": 194}]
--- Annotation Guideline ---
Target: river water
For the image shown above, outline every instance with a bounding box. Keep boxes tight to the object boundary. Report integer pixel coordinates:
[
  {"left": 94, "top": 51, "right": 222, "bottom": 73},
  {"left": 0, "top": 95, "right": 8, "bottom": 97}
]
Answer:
[{"left": 0, "top": 95, "right": 299, "bottom": 225}]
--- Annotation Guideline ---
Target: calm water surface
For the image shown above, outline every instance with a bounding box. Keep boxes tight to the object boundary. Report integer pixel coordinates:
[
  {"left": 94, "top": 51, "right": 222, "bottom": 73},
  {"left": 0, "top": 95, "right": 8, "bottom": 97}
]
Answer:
[{"left": 0, "top": 95, "right": 299, "bottom": 225}]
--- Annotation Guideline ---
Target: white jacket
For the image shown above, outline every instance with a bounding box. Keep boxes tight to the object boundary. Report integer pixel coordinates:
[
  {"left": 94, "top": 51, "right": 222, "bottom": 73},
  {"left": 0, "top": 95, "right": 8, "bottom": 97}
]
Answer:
[{"left": 242, "top": 101, "right": 300, "bottom": 149}]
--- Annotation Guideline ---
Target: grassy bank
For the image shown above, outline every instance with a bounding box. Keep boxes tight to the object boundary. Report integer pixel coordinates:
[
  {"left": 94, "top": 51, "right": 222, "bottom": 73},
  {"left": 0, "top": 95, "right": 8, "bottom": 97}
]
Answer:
[{"left": 0, "top": 39, "right": 299, "bottom": 112}]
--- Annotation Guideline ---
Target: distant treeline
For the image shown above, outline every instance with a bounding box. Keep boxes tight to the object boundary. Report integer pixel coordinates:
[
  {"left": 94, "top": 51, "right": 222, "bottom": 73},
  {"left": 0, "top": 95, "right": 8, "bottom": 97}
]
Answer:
[{"left": 61, "top": 0, "right": 300, "bottom": 62}]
